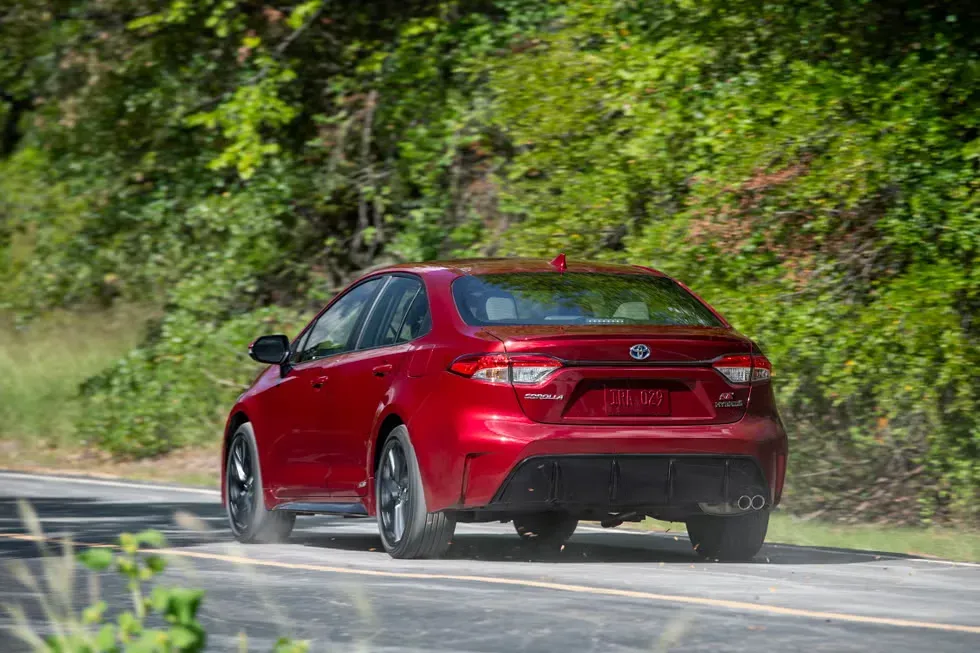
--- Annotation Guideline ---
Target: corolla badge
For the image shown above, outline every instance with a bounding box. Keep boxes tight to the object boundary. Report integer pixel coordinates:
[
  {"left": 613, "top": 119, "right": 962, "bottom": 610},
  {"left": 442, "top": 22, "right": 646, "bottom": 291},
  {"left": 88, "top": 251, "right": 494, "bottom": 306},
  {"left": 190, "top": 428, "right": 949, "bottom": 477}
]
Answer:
[
  {"left": 629, "top": 344, "right": 651, "bottom": 361},
  {"left": 715, "top": 391, "right": 744, "bottom": 408}
]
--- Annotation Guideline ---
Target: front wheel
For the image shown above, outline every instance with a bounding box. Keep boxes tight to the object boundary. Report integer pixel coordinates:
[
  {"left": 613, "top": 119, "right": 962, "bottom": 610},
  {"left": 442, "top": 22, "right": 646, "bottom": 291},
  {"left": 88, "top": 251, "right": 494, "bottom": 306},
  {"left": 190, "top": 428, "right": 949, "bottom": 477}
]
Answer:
[
  {"left": 225, "top": 423, "right": 295, "bottom": 543},
  {"left": 376, "top": 425, "right": 456, "bottom": 559},
  {"left": 686, "top": 509, "right": 769, "bottom": 561},
  {"left": 513, "top": 512, "right": 579, "bottom": 546}
]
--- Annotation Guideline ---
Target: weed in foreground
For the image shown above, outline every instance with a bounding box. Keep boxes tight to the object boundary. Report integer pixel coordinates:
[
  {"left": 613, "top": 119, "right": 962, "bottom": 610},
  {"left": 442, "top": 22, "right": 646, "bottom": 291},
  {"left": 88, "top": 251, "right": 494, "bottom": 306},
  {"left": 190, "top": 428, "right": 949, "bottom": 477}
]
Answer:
[{"left": 4, "top": 501, "right": 308, "bottom": 652}]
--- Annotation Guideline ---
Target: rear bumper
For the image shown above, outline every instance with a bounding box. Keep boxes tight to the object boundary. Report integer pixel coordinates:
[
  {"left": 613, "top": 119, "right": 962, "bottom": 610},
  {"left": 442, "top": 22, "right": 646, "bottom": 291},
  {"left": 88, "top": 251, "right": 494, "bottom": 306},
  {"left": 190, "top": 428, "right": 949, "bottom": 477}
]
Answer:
[
  {"left": 490, "top": 454, "right": 770, "bottom": 512},
  {"left": 413, "top": 408, "right": 787, "bottom": 515},
  {"left": 405, "top": 372, "right": 787, "bottom": 515}
]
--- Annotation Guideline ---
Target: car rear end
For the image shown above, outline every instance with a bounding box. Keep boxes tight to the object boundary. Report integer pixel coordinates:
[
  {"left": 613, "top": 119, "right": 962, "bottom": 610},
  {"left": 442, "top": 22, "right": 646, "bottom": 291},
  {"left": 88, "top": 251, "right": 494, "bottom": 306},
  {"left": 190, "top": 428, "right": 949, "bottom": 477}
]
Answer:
[{"left": 412, "top": 267, "right": 787, "bottom": 528}]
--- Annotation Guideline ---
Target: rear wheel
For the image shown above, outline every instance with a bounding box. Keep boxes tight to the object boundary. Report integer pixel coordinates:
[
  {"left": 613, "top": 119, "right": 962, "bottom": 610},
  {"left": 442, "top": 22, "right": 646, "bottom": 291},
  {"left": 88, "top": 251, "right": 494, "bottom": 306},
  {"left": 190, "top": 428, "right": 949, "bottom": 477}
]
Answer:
[
  {"left": 513, "top": 512, "right": 578, "bottom": 546},
  {"left": 225, "top": 423, "right": 295, "bottom": 543},
  {"left": 376, "top": 425, "right": 456, "bottom": 559},
  {"left": 686, "top": 510, "right": 769, "bottom": 561}
]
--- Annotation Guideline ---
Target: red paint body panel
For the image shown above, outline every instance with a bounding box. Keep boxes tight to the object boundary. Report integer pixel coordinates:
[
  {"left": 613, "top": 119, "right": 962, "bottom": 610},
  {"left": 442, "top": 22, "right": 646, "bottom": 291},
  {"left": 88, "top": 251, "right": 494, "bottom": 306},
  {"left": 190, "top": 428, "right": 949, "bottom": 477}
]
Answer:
[{"left": 221, "top": 259, "right": 788, "bottom": 518}]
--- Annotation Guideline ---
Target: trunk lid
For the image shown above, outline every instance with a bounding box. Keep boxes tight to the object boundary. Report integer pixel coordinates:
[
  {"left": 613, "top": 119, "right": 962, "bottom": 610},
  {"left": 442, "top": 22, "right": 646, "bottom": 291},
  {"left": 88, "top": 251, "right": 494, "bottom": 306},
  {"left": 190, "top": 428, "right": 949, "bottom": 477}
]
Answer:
[{"left": 484, "top": 326, "right": 752, "bottom": 426}]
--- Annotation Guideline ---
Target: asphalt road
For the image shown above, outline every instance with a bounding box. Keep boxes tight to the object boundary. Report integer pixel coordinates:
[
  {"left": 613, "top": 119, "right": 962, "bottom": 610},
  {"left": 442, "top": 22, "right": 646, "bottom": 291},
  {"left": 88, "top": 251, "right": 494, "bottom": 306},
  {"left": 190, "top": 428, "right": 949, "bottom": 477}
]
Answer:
[{"left": 1, "top": 472, "right": 978, "bottom": 652}]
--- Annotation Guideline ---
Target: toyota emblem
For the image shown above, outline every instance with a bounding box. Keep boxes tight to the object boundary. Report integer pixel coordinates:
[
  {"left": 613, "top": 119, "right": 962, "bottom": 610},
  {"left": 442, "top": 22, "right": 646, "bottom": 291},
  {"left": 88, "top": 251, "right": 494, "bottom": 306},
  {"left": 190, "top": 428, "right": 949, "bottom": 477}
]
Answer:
[{"left": 630, "top": 344, "right": 651, "bottom": 361}]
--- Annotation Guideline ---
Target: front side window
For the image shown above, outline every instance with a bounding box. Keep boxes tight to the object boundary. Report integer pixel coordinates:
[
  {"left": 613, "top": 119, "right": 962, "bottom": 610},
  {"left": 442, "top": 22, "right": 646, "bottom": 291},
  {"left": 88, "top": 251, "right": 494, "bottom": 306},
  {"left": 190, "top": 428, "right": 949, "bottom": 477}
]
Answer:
[
  {"left": 297, "top": 277, "right": 383, "bottom": 362},
  {"left": 452, "top": 273, "right": 722, "bottom": 327}
]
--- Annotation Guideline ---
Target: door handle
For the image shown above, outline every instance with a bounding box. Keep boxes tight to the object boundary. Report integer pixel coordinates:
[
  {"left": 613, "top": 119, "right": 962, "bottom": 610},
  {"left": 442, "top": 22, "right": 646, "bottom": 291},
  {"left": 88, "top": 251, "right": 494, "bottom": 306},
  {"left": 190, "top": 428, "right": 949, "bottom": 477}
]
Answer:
[
  {"left": 311, "top": 375, "right": 329, "bottom": 389},
  {"left": 372, "top": 363, "right": 393, "bottom": 377}
]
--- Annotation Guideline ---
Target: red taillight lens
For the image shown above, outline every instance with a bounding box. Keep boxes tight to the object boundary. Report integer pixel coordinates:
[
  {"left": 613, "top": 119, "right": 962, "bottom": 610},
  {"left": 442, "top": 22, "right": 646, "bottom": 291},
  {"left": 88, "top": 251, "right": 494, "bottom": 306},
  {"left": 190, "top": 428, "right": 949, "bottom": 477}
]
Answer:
[
  {"left": 448, "top": 353, "right": 562, "bottom": 385},
  {"left": 713, "top": 354, "right": 772, "bottom": 385},
  {"left": 448, "top": 354, "right": 509, "bottom": 382},
  {"left": 750, "top": 355, "right": 772, "bottom": 383}
]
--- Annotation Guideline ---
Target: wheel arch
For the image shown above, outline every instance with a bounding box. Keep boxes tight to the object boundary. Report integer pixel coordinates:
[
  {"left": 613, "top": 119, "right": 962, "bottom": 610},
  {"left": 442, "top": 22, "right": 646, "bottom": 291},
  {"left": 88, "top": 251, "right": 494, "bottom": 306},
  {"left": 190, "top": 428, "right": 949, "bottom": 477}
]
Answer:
[
  {"left": 221, "top": 410, "right": 251, "bottom": 504},
  {"left": 367, "top": 413, "right": 405, "bottom": 515},
  {"left": 224, "top": 411, "right": 251, "bottom": 457},
  {"left": 374, "top": 413, "right": 405, "bottom": 472}
]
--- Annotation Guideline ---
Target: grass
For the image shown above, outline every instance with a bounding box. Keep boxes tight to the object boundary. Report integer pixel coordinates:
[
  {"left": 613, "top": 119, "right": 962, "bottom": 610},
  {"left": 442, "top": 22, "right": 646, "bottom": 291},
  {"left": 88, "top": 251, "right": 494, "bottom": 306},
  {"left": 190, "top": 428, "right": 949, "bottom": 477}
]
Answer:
[
  {"left": 633, "top": 513, "right": 980, "bottom": 563},
  {"left": 0, "top": 306, "right": 149, "bottom": 447},
  {"left": 0, "top": 305, "right": 223, "bottom": 488}
]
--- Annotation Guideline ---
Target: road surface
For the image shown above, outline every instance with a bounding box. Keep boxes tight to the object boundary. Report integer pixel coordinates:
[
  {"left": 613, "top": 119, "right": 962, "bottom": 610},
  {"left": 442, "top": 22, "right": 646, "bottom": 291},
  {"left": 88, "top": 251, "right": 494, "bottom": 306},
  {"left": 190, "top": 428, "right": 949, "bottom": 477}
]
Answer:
[{"left": 1, "top": 471, "right": 978, "bottom": 651}]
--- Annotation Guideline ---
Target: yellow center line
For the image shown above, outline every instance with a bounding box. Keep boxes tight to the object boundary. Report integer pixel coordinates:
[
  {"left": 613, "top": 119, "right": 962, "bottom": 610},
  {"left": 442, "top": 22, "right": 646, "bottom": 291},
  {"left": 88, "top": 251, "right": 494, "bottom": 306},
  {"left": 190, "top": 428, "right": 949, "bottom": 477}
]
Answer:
[{"left": 3, "top": 532, "right": 979, "bottom": 636}]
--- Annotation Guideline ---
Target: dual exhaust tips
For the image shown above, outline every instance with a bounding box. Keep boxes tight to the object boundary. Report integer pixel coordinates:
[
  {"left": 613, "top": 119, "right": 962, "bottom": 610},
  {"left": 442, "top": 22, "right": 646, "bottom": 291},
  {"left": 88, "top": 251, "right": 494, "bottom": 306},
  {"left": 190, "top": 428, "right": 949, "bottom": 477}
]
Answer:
[
  {"left": 697, "top": 494, "right": 767, "bottom": 515},
  {"left": 737, "top": 494, "right": 766, "bottom": 511}
]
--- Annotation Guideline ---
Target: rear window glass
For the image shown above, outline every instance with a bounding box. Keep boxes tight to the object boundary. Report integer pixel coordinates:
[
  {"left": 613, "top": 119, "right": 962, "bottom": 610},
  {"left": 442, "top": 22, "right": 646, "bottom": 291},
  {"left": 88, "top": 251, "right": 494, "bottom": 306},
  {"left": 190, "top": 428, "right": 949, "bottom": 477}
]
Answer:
[{"left": 452, "top": 273, "right": 722, "bottom": 327}]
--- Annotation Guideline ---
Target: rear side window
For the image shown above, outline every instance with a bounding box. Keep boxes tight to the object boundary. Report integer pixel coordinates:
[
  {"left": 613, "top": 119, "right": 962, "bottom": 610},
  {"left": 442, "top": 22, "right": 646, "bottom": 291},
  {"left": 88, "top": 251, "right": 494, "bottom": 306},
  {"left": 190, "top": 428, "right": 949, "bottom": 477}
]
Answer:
[
  {"left": 358, "top": 276, "right": 429, "bottom": 349},
  {"left": 452, "top": 273, "right": 722, "bottom": 327}
]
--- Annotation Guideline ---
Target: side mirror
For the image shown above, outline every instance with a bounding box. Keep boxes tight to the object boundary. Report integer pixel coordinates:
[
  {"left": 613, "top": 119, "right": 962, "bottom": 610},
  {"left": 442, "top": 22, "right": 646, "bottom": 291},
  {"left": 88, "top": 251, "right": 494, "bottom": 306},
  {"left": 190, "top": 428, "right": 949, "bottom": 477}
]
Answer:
[{"left": 248, "top": 334, "right": 290, "bottom": 365}]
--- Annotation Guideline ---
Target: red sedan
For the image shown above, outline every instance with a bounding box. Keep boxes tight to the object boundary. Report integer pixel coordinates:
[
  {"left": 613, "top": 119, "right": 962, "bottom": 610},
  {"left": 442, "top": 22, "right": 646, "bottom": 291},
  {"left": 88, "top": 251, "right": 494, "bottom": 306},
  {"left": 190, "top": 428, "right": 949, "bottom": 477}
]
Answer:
[{"left": 222, "top": 257, "right": 788, "bottom": 560}]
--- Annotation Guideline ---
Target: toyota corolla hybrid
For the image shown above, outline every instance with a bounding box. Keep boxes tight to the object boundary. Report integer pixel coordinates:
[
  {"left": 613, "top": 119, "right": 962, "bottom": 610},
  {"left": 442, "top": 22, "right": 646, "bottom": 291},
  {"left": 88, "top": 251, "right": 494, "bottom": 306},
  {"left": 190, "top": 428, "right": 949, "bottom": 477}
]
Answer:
[{"left": 222, "top": 256, "right": 788, "bottom": 560}]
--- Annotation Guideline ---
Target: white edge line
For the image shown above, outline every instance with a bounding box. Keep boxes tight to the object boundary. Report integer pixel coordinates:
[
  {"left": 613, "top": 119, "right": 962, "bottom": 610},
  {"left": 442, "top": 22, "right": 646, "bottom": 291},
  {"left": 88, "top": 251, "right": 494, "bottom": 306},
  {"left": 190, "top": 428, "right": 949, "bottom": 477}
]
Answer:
[{"left": 0, "top": 471, "right": 220, "bottom": 496}]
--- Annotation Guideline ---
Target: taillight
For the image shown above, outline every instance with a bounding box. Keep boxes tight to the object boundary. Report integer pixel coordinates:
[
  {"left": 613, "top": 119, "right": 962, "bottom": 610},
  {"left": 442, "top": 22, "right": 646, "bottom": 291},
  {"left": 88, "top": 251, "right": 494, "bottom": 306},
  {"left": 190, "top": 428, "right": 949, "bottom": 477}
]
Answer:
[
  {"left": 713, "top": 354, "right": 772, "bottom": 385},
  {"left": 448, "top": 354, "right": 510, "bottom": 382},
  {"left": 448, "top": 353, "right": 562, "bottom": 385},
  {"left": 750, "top": 355, "right": 772, "bottom": 382},
  {"left": 510, "top": 355, "right": 563, "bottom": 384}
]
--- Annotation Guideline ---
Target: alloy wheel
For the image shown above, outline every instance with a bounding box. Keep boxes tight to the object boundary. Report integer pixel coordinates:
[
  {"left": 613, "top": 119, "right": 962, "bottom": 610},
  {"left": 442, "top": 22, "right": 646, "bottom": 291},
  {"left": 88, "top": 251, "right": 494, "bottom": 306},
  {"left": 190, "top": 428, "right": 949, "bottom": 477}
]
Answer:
[
  {"left": 379, "top": 441, "right": 410, "bottom": 544},
  {"left": 228, "top": 436, "right": 255, "bottom": 532}
]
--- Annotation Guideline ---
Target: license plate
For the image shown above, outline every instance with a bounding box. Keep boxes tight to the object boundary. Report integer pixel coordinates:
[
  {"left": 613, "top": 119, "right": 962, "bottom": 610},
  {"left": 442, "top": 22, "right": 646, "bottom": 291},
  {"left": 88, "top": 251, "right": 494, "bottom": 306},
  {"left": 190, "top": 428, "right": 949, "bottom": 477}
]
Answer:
[{"left": 604, "top": 387, "right": 671, "bottom": 416}]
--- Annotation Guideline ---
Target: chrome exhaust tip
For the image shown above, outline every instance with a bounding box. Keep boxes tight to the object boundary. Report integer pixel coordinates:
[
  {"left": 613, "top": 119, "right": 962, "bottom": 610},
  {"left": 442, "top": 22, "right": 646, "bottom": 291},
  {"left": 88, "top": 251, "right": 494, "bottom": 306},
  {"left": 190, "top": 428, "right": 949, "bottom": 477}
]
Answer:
[
  {"left": 736, "top": 495, "right": 753, "bottom": 511},
  {"left": 751, "top": 494, "right": 766, "bottom": 510}
]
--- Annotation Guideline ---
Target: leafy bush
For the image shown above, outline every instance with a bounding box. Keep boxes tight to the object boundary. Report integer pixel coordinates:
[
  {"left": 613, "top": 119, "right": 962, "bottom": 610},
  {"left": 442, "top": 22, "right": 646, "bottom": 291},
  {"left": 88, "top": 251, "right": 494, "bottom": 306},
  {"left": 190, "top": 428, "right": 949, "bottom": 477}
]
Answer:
[{"left": 78, "top": 306, "right": 310, "bottom": 458}]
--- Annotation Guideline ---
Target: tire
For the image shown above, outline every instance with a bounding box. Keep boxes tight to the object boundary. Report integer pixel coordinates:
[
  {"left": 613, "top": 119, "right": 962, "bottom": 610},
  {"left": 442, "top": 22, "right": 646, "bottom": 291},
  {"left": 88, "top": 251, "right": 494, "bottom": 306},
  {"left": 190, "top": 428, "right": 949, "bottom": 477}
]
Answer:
[
  {"left": 225, "top": 423, "right": 295, "bottom": 543},
  {"left": 686, "top": 509, "right": 769, "bottom": 561},
  {"left": 513, "top": 512, "right": 579, "bottom": 546},
  {"left": 376, "top": 425, "right": 456, "bottom": 559}
]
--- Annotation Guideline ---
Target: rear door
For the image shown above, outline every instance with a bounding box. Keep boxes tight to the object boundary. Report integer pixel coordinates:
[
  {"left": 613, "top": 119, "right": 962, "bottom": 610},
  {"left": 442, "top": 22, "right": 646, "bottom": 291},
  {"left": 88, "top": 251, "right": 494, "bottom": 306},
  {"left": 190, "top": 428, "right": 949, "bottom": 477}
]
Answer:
[{"left": 317, "top": 274, "right": 429, "bottom": 497}]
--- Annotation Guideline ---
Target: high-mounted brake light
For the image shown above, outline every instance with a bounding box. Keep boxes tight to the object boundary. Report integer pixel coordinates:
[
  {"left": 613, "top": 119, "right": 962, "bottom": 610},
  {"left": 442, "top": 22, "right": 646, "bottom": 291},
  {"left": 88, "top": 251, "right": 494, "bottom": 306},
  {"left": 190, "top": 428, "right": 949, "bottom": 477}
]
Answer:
[
  {"left": 549, "top": 253, "right": 567, "bottom": 274},
  {"left": 712, "top": 354, "right": 772, "bottom": 385},
  {"left": 449, "top": 354, "right": 562, "bottom": 385}
]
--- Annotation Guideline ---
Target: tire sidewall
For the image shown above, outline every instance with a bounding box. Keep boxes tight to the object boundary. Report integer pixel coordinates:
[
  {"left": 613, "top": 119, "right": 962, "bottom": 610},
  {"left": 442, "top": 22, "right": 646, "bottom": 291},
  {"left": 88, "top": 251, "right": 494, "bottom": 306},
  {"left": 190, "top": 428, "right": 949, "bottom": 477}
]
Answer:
[
  {"left": 687, "top": 509, "right": 769, "bottom": 561},
  {"left": 225, "top": 422, "right": 275, "bottom": 542},
  {"left": 514, "top": 512, "right": 579, "bottom": 544},
  {"left": 376, "top": 425, "right": 429, "bottom": 557}
]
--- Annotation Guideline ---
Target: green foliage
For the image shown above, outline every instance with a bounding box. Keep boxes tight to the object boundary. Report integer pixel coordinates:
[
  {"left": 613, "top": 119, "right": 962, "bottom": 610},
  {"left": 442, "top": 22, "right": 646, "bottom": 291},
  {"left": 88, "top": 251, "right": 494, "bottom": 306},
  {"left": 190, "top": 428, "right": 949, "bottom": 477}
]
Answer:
[
  {"left": 0, "top": 0, "right": 977, "bottom": 523},
  {"left": 78, "top": 305, "right": 310, "bottom": 457},
  {"left": 480, "top": 0, "right": 980, "bottom": 522},
  {"left": 30, "top": 529, "right": 208, "bottom": 652},
  {"left": 184, "top": 61, "right": 299, "bottom": 179}
]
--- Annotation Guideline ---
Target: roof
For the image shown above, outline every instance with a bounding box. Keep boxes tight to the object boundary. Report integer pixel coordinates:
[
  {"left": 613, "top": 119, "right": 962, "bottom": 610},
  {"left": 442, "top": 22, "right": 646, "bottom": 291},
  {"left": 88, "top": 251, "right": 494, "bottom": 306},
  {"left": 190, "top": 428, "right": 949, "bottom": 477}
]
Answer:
[{"left": 372, "top": 257, "right": 667, "bottom": 277}]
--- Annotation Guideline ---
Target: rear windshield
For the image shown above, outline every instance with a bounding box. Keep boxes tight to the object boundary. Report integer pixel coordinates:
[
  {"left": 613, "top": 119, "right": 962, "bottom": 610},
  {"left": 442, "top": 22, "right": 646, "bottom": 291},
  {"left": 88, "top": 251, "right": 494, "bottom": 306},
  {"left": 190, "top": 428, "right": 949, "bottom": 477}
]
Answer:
[{"left": 452, "top": 273, "right": 723, "bottom": 327}]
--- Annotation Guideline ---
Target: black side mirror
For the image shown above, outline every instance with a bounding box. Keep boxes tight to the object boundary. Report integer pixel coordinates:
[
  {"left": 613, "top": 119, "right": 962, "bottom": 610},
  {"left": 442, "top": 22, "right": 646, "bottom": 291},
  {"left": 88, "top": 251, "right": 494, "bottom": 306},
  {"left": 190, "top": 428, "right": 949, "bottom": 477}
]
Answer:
[{"left": 248, "top": 334, "right": 290, "bottom": 365}]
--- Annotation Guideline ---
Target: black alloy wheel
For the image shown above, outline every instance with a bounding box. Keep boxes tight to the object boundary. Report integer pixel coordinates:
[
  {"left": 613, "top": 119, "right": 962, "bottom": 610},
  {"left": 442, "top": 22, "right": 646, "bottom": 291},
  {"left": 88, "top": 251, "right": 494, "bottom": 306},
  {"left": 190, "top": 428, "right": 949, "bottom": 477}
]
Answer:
[
  {"left": 225, "top": 423, "right": 294, "bottom": 543},
  {"left": 227, "top": 434, "right": 255, "bottom": 532},
  {"left": 375, "top": 425, "right": 455, "bottom": 559},
  {"left": 378, "top": 439, "right": 410, "bottom": 545}
]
